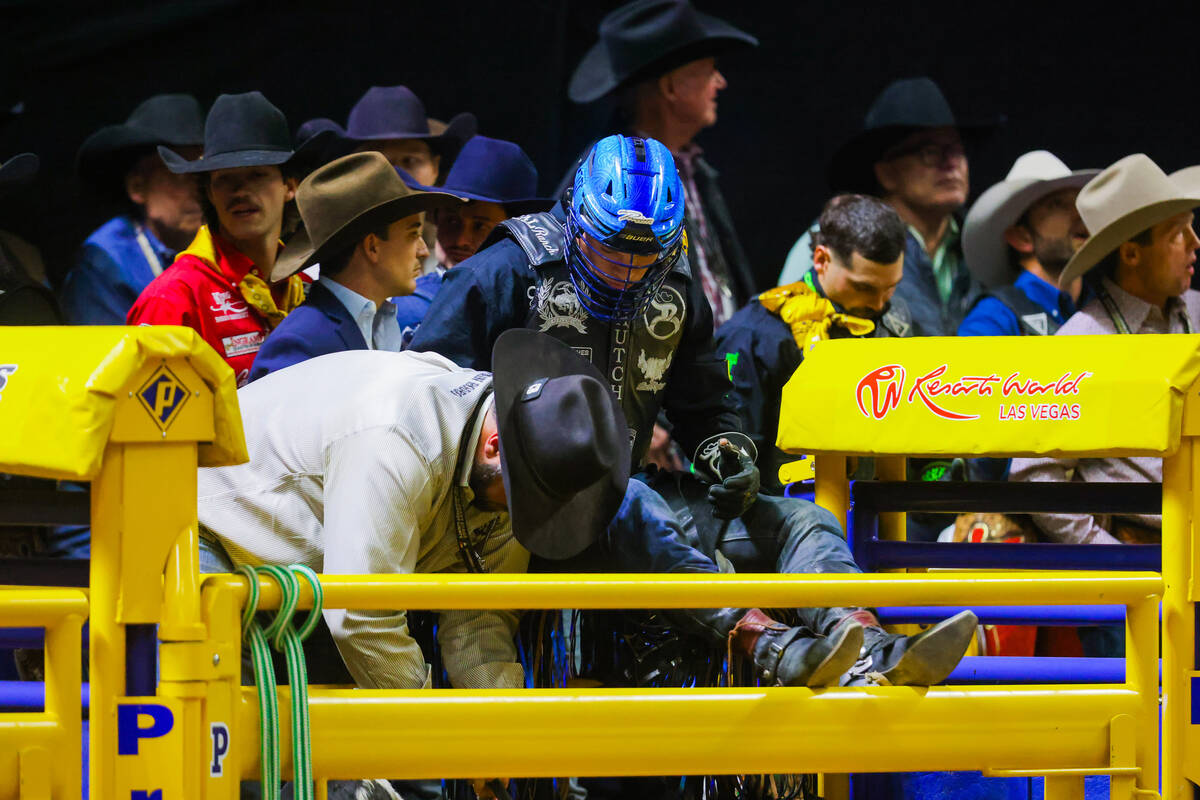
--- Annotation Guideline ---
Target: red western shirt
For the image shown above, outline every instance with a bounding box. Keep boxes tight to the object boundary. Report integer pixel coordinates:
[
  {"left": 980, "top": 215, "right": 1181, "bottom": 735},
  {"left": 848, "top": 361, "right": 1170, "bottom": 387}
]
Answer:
[{"left": 127, "top": 227, "right": 297, "bottom": 386}]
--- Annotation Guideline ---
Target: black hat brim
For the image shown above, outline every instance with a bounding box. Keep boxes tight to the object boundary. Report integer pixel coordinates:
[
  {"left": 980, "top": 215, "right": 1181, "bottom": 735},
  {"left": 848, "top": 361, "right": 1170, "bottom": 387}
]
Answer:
[
  {"left": 569, "top": 16, "right": 757, "bottom": 103},
  {"left": 441, "top": 187, "right": 554, "bottom": 216},
  {"left": 342, "top": 111, "right": 477, "bottom": 147},
  {"left": 493, "top": 330, "right": 630, "bottom": 560},
  {"left": 0, "top": 153, "right": 39, "bottom": 190},
  {"left": 272, "top": 188, "right": 465, "bottom": 280},
  {"left": 78, "top": 124, "right": 204, "bottom": 187},
  {"left": 158, "top": 144, "right": 294, "bottom": 174},
  {"left": 826, "top": 119, "right": 1004, "bottom": 194}
]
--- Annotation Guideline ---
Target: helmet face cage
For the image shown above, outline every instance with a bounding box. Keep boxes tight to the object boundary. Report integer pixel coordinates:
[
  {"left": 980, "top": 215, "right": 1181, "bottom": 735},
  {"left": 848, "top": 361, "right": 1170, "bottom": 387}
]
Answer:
[{"left": 565, "top": 135, "right": 686, "bottom": 322}]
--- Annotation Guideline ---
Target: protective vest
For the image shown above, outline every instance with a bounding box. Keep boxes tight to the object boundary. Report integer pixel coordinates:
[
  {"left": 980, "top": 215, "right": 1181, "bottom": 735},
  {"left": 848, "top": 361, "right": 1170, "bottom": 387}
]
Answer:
[
  {"left": 984, "top": 285, "right": 1060, "bottom": 336},
  {"left": 499, "top": 211, "right": 693, "bottom": 466}
]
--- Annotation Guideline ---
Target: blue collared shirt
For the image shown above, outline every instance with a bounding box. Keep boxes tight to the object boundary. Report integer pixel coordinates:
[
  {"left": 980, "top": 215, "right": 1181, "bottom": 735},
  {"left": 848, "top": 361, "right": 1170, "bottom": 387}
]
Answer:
[
  {"left": 957, "top": 270, "right": 1077, "bottom": 336},
  {"left": 321, "top": 277, "right": 404, "bottom": 352},
  {"left": 60, "top": 215, "right": 176, "bottom": 325}
]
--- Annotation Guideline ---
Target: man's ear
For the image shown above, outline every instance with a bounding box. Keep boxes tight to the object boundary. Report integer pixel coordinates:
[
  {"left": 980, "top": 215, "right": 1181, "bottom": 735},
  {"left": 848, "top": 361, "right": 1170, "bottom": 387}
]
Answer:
[
  {"left": 125, "top": 172, "right": 147, "bottom": 206},
  {"left": 873, "top": 161, "right": 896, "bottom": 195},
  {"left": 283, "top": 176, "right": 299, "bottom": 203},
  {"left": 812, "top": 244, "right": 831, "bottom": 277},
  {"left": 656, "top": 72, "right": 676, "bottom": 104},
  {"left": 485, "top": 430, "right": 501, "bottom": 462},
  {"left": 1119, "top": 240, "right": 1142, "bottom": 269},
  {"left": 430, "top": 154, "right": 442, "bottom": 182},
  {"left": 1004, "top": 225, "right": 1034, "bottom": 255},
  {"left": 362, "top": 232, "right": 381, "bottom": 264}
]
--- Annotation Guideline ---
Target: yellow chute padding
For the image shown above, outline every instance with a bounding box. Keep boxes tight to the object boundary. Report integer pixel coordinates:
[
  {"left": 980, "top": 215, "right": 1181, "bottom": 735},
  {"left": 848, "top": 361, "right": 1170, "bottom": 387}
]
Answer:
[
  {"left": 777, "top": 455, "right": 816, "bottom": 484},
  {"left": 777, "top": 334, "right": 1200, "bottom": 459},
  {"left": 0, "top": 325, "right": 247, "bottom": 480},
  {"left": 758, "top": 282, "right": 875, "bottom": 353}
]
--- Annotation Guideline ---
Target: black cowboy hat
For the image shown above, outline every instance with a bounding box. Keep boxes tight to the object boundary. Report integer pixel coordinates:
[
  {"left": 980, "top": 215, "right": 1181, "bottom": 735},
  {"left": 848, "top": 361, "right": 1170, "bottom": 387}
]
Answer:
[
  {"left": 77, "top": 94, "right": 205, "bottom": 189},
  {"left": 0, "top": 153, "right": 38, "bottom": 195},
  {"left": 343, "top": 86, "right": 476, "bottom": 161},
  {"left": 493, "top": 329, "right": 631, "bottom": 560},
  {"left": 158, "top": 91, "right": 296, "bottom": 174},
  {"left": 569, "top": 0, "right": 757, "bottom": 104},
  {"left": 827, "top": 77, "right": 1004, "bottom": 194}
]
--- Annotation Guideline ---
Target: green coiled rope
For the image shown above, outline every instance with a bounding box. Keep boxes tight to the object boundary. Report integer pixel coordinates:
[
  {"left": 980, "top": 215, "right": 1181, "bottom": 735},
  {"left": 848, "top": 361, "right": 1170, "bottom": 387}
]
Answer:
[{"left": 238, "top": 564, "right": 324, "bottom": 800}]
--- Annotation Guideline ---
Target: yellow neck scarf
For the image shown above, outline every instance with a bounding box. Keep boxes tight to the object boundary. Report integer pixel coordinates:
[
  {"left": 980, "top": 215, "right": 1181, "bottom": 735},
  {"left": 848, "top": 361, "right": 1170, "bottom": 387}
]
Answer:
[
  {"left": 758, "top": 281, "right": 874, "bottom": 353},
  {"left": 178, "top": 226, "right": 304, "bottom": 329}
]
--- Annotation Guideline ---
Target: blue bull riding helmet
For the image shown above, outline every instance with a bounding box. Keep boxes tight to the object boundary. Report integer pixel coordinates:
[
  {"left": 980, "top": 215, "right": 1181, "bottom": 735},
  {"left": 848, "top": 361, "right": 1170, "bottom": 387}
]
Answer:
[{"left": 565, "top": 134, "right": 686, "bottom": 321}]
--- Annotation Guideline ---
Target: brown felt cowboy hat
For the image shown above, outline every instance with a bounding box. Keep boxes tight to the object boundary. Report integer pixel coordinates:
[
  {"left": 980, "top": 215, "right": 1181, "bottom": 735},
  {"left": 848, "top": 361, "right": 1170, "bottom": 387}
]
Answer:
[
  {"left": 271, "top": 151, "right": 464, "bottom": 281},
  {"left": 492, "top": 329, "right": 631, "bottom": 559},
  {"left": 963, "top": 151, "right": 1099, "bottom": 288},
  {"left": 1058, "top": 154, "right": 1200, "bottom": 288}
]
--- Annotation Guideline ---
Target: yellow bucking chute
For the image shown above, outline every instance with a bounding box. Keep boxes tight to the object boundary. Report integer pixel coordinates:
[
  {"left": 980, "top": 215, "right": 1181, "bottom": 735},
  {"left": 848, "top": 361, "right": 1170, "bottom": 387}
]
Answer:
[
  {"left": 0, "top": 325, "right": 248, "bottom": 480},
  {"left": 778, "top": 333, "right": 1200, "bottom": 459}
]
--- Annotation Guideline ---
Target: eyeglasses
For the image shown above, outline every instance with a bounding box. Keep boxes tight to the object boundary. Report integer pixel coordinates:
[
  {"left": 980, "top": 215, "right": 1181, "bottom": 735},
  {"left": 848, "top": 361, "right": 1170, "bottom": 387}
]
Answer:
[{"left": 884, "top": 141, "right": 966, "bottom": 167}]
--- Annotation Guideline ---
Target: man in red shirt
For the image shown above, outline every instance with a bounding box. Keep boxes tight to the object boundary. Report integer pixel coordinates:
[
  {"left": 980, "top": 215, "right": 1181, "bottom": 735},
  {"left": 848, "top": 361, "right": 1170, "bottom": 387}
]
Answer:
[{"left": 127, "top": 91, "right": 306, "bottom": 385}]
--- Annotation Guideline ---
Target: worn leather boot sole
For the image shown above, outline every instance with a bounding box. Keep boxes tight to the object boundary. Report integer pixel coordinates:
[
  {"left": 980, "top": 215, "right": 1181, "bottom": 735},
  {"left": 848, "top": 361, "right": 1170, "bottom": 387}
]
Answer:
[
  {"left": 778, "top": 621, "right": 864, "bottom": 687},
  {"left": 878, "top": 610, "right": 978, "bottom": 686}
]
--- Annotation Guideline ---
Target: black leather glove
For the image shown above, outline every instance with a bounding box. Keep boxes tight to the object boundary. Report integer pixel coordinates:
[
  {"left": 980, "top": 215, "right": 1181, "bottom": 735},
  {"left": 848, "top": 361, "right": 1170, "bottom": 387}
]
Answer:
[{"left": 694, "top": 433, "right": 760, "bottom": 519}]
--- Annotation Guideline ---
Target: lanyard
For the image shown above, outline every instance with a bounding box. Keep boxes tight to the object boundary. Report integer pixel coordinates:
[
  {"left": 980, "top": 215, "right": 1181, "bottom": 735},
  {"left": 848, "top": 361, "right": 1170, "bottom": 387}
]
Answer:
[
  {"left": 1096, "top": 282, "right": 1195, "bottom": 335},
  {"left": 451, "top": 388, "right": 497, "bottom": 573},
  {"left": 134, "top": 223, "right": 165, "bottom": 277}
]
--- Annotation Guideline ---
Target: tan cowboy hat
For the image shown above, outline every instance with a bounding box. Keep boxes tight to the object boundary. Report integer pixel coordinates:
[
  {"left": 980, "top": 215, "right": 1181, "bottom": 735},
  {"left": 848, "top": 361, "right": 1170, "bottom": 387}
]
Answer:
[
  {"left": 1057, "top": 154, "right": 1200, "bottom": 288},
  {"left": 963, "top": 151, "right": 1098, "bottom": 288},
  {"left": 271, "top": 151, "right": 464, "bottom": 281}
]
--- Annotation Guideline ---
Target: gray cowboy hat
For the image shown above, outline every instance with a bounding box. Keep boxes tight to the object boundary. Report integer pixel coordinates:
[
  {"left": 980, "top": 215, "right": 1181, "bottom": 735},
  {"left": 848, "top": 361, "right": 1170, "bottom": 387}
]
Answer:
[
  {"left": 963, "top": 151, "right": 1099, "bottom": 288},
  {"left": 159, "top": 91, "right": 296, "bottom": 174},
  {"left": 271, "top": 151, "right": 464, "bottom": 281},
  {"left": 1058, "top": 154, "right": 1200, "bottom": 288}
]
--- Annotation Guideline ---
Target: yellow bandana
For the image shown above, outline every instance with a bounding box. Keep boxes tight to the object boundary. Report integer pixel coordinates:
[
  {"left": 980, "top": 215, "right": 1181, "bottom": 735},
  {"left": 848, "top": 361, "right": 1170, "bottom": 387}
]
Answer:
[
  {"left": 757, "top": 281, "right": 875, "bottom": 353},
  {"left": 179, "top": 225, "right": 305, "bottom": 329}
]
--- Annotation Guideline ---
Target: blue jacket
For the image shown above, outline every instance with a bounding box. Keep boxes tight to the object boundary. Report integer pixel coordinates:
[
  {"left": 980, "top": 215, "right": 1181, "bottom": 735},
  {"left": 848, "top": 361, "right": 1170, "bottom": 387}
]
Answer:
[
  {"left": 248, "top": 280, "right": 367, "bottom": 382},
  {"left": 395, "top": 271, "right": 442, "bottom": 348},
  {"left": 60, "top": 215, "right": 176, "bottom": 325},
  {"left": 957, "top": 270, "right": 1076, "bottom": 336},
  {"left": 895, "top": 228, "right": 981, "bottom": 337},
  {"left": 714, "top": 270, "right": 910, "bottom": 492}
]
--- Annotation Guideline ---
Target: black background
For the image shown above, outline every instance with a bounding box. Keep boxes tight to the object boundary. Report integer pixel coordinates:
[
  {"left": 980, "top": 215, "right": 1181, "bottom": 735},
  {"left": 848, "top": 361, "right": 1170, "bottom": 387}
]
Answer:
[{"left": 3, "top": 0, "right": 1199, "bottom": 289}]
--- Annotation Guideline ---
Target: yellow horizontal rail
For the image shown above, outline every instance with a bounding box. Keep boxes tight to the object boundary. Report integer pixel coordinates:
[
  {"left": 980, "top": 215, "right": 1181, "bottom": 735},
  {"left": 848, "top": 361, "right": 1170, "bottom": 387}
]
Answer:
[
  {"left": 204, "top": 571, "right": 1163, "bottom": 611},
  {"left": 0, "top": 588, "right": 89, "bottom": 627},
  {"left": 236, "top": 685, "right": 1141, "bottom": 781}
]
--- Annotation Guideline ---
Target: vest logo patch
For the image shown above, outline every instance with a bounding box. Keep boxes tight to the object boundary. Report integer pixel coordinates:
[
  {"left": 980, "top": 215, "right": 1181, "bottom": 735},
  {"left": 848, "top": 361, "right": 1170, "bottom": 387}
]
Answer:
[
  {"left": 535, "top": 280, "right": 589, "bottom": 334},
  {"left": 1021, "top": 313, "right": 1049, "bottom": 335},
  {"left": 635, "top": 349, "right": 673, "bottom": 393},
  {"left": 221, "top": 331, "right": 265, "bottom": 358},
  {"left": 643, "top": 286, "right": 684, "bottom": 341},
  {"left": 0, "top": 364, "right": 17, "bottom": 402}
]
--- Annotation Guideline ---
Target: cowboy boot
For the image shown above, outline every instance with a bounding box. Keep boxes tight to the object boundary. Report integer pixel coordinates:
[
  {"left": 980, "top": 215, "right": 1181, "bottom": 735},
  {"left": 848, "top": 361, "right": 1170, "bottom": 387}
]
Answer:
[
  {"left": 729, "top": 609, "right": 864, "bottom": 687},
  {"left": 811, "top": 608, "right": 978, "bottom": 686}
]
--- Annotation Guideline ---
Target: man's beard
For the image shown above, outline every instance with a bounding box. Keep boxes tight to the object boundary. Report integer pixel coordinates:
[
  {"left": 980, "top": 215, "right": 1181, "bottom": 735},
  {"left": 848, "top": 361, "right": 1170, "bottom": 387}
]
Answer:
[
  {"left": 468, "top": 460, "right": 506, "bottom": 512},
  {"left": 847, "top": 302, "right": 889, "bottom": 322},
  {"left": 1031, "top": 232, "right": 1075, "bottom": 278}
]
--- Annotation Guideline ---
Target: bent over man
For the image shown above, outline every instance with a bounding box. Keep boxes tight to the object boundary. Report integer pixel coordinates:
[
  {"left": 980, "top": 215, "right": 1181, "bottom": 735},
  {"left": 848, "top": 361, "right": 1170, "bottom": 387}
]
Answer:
[{"left": 412, "top": 135, "right": 974, "bottom": 687}]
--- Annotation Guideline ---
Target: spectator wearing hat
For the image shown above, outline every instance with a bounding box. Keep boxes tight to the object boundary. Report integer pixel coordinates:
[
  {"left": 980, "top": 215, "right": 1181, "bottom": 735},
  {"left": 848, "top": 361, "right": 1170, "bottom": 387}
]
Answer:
[
  {"left": 565, "top": 0, "right": 759, "bottom": 328},
  {"left": 393, "top": 135, "right": 552, "bottom": 346},
  {"left": 958, "top": 151, "right": 1098, "bottom": 337},
  {"left": 779, "top": 77, "right": 1001, "bottom": 337},
  {"left": 1012, "top": 154, "right": 1200, "bottom": 548},
  {"left": 59, "top": 94, "right": 206, "bottom": 325},
  {"left": 127, "top": 92, "right": 309, "bottom": 385},
  {"left": 0, "top": 153, "right": 58, "bottom": 325},
  {"left": 246, "top": 151, "right": 464, "bottom": 382}
]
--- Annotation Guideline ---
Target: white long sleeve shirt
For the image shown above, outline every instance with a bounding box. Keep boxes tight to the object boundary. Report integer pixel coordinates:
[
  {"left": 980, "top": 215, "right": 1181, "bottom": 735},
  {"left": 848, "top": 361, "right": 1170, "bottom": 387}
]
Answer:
[{"left": 198, "top": 349, "right": 528, "bottom": 690}]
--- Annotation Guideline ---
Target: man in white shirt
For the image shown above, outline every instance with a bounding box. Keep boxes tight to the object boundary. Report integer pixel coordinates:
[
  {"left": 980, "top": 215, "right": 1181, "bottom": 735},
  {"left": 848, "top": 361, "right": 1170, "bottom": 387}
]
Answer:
[
  {"left": 199, "top": 330, "right": 630, "bottom": 692},
  {"left": 248, "top": 151, "right": 464, "bottom": 381}
]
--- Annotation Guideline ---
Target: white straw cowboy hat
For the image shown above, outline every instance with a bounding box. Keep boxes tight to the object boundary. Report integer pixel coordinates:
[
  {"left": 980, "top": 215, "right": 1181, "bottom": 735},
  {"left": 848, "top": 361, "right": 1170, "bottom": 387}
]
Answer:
[
  {"left": 963, "top": 151, "right": 1098, "bottom": 288},
  {"left": 1058, "top": 154, "right": 1200, "bottom": 288}
]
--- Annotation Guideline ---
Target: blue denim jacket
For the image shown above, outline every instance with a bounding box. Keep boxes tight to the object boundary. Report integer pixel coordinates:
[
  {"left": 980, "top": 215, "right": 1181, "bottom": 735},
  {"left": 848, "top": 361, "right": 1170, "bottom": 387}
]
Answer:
[{"left": 59, "top": 215, "right": 175, "bottom": 325}]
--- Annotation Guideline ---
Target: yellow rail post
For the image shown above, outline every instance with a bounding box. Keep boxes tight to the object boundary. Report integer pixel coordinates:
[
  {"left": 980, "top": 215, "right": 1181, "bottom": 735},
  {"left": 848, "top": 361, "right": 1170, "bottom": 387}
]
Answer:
[{"left": 1163, "top": 435, "right": 1198, "bottom": 795}]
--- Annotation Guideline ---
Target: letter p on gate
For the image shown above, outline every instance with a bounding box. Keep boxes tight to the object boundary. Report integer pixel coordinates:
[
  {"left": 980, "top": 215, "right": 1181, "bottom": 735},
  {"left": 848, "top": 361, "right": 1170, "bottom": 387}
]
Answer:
[
  {"left": 211, "top": 723, "right": 230, "bottom": 776},
  {"left": 117, "top": 703, "right": 175, "bottom": 755}
]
